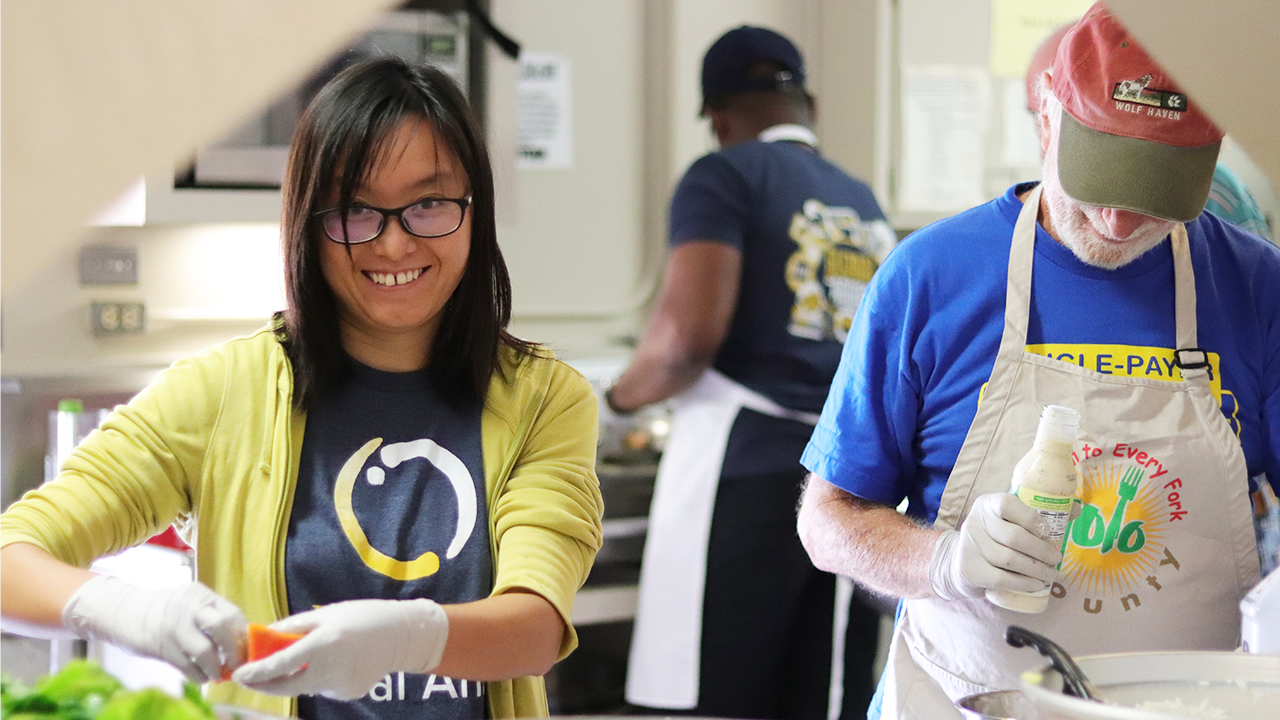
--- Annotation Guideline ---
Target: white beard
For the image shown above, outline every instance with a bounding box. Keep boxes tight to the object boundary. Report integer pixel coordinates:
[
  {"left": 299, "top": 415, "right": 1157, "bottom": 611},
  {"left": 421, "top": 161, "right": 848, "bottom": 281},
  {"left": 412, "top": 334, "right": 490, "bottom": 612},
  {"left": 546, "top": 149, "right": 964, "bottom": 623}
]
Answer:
[
  {"left": 1040, "top": 149, "right": 1176, "bottom": 270},
  {"left": 1039, "top": 109, "right": 1177, "bottom": 269}
]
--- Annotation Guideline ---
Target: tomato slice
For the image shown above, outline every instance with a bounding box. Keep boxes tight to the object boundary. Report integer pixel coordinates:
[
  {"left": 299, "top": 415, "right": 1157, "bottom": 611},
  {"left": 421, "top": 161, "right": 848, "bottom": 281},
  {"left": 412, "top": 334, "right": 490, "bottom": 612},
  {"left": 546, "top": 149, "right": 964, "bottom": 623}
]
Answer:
[
  {"left": 247, "top": 622, "right": 308, "bottom": 661},
  {"left": 216, "top": 622, "right": 308, "bottom": 681}
]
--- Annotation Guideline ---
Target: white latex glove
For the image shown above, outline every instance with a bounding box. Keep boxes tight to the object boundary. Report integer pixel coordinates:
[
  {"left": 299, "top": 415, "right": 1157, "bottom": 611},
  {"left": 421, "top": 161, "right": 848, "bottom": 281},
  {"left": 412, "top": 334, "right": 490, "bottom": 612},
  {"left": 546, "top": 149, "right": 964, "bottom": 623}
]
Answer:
[
  {"left": 231, "top": 598, "right": 448, "bottom": 700},
  {"left": 928, "top": 492, "right": 1063, "bottom": 601},
  {"left": 62, "top": 575, "right": 248, "bottom": 683}
]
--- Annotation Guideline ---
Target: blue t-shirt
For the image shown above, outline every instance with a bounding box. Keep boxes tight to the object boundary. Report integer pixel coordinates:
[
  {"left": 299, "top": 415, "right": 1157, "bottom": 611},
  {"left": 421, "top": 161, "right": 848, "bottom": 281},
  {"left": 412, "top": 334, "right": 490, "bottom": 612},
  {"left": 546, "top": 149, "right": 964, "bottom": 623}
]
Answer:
[
  {"left": 287, "top": 360, "right": 490, "bottom": 720},
  {"left": 671, "top": 135, "right": 894, "bottom": 476},
  {"left": 802, "top": 182, "right": 1280, "bottom": 523}
]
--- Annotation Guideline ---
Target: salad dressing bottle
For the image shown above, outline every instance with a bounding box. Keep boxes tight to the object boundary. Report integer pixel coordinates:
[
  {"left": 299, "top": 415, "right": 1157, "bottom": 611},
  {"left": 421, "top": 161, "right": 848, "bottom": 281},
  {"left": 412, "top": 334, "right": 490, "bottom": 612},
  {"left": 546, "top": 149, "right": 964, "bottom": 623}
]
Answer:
[{"left": 987, "top": 404, "right": 1081, "bottom": 613}]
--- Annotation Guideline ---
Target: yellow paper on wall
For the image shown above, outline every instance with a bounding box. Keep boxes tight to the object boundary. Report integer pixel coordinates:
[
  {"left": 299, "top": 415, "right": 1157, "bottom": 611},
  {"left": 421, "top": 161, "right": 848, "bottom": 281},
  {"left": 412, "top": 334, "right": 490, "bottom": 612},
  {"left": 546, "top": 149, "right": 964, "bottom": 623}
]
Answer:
[{"left": 989, "top": 0, "right": 1095, "bottom": 78}]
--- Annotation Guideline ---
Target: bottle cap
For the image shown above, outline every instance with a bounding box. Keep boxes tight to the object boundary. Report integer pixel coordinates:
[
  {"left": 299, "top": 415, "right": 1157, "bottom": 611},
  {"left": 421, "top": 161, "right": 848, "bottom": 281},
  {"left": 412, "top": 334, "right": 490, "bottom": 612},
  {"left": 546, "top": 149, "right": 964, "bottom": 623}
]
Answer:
[
  {"left": 1039, "top": 404, "right": 1080, "bottom": 444},
  {"left": 57, "top": 398, "right": 84, "bottom": 413}
]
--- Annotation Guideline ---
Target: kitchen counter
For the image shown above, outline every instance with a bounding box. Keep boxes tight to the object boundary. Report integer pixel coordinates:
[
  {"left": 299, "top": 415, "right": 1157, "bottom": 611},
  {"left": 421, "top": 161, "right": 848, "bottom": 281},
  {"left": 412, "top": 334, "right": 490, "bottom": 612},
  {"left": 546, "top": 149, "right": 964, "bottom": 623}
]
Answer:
[{"left": 571, "top": 460, "right": 656, "bottom": 626}]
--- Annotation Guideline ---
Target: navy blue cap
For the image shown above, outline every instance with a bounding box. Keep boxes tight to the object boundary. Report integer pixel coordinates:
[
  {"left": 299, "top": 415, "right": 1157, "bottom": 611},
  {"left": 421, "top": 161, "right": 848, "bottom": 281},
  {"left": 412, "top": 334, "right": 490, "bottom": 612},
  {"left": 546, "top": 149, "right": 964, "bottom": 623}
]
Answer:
[{"left": 701, "top": 26, "right": 806, "bottom": 107}]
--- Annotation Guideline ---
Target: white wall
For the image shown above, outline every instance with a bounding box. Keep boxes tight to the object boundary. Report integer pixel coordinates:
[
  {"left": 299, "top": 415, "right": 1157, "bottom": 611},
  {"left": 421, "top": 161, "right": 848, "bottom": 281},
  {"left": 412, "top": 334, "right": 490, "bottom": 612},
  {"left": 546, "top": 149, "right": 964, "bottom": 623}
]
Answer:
[
  {"left": 490, "top": 0, "right": 654, "bottom": 359},
  {"left": 6, "top": 0, "right": 1274, "bottom": 501},
  {"left": 0, "top": 0, "right": 891, "bottom": 505},
  {"left": 0, "top": 0, "right": 395, "bottom": 301},
  {"left": 1, "top": 223, "right": 284, "bottom": 381}
]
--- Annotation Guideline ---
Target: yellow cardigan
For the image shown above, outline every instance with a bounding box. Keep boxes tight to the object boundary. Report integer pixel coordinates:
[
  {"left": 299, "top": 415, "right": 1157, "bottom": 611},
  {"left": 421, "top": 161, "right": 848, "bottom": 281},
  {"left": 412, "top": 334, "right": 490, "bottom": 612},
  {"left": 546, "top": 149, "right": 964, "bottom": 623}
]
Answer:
[{"left": 0, "top": 326, "right": 604, "bottom": 718}]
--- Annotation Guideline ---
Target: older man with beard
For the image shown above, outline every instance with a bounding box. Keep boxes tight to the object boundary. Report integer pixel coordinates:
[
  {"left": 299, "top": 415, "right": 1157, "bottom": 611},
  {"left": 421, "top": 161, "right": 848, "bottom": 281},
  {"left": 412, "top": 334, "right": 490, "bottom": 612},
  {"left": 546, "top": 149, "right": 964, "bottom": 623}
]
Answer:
[{"left": 795, "top": 3, "right": 1280, "bottom": 719}]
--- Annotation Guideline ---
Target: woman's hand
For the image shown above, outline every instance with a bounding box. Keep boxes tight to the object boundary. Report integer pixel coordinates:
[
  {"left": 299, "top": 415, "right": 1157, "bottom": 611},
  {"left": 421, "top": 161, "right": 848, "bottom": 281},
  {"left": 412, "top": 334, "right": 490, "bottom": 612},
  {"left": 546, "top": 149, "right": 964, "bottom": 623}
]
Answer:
[
  {"left": 62, "top": 575, "right": 247, "bottom": 683},
  {"left": 231, "top": 598, "right": 448, "bottom": 700}
]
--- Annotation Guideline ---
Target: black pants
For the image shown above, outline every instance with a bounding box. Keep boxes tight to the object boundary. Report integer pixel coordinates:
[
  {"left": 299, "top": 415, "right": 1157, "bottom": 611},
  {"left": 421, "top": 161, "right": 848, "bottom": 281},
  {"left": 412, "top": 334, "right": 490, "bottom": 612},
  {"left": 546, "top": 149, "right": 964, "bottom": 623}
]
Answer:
[{"left": 634, "top": 469, "right": 882, "bottom": 720}]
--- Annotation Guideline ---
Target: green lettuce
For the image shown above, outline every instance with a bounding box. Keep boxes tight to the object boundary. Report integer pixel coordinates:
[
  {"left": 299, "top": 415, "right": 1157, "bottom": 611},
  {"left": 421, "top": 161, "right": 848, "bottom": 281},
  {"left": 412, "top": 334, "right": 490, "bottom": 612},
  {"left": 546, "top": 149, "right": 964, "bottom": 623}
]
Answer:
[{"left": 0, "top": 660, "right": 214, "bottom": 720}]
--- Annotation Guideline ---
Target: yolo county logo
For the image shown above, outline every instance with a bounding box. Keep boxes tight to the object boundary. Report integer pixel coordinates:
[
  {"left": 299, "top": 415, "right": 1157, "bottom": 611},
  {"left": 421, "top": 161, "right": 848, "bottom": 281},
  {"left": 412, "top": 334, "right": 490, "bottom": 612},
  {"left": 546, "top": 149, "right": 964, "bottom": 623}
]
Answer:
[
  {"left": 1061, "top": 450, "right": 1170, "bottom": 598},
  {"left": 1072, "top": 465, "right": 1147, "bottom": 554}
]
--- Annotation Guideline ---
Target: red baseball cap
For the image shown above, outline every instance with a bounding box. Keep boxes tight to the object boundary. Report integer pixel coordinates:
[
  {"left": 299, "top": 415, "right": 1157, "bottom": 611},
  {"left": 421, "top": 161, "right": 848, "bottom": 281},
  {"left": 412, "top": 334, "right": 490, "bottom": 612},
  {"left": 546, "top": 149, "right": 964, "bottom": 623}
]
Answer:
[
  {"left": 1025, "top": 23, "right": 1072, "bottom": 114},
  {"left": 1051, "top": 2, "right": 1223, "bottom": 222}
]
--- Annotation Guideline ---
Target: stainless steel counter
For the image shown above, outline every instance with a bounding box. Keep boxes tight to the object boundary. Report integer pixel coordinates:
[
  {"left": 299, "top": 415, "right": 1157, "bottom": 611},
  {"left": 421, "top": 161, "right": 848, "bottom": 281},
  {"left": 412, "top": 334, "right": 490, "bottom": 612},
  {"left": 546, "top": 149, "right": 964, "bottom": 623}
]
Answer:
[
  {"left": 554, "top": 459, "right": 657, "bottom": 713},
  {"left": 573, "top": 461, "right": 657, "bottom": 626}
]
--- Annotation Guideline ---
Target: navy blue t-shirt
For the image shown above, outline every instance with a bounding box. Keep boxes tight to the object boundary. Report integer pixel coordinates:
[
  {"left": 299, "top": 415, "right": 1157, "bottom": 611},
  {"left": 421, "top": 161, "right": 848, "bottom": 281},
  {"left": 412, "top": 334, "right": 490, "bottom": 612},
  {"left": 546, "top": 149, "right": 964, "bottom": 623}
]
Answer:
[
  {"left": 286, "top": 360, "right": 490, "bottom": 720},
  {"left": 670, "top": 134, "right": 894, "bottom": 476}
]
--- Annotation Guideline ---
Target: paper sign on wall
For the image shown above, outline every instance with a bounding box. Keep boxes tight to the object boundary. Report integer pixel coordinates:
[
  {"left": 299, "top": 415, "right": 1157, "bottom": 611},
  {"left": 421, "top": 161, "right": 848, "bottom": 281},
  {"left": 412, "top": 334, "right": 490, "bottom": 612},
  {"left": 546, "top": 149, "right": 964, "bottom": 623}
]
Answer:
[
  {"left": 898, "top": 65, "right": 990, "bottom": 213},
  {"left": 989, "top": 0, "right": 1094, "bottom": 78},
  {"left": 517, "top": 52, "right": 573, "bottom": 169},
  {"left": 1002, "top": 79, "right": 1043, "bottom": 168}
]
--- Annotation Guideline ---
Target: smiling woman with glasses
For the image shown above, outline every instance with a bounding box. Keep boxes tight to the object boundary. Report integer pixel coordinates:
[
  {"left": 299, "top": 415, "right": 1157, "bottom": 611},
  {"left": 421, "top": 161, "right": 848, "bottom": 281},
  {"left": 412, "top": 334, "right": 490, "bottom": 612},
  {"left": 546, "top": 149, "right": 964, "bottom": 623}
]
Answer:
[{"left": 0, "top": 57, "right": 603, "bottom": 720}]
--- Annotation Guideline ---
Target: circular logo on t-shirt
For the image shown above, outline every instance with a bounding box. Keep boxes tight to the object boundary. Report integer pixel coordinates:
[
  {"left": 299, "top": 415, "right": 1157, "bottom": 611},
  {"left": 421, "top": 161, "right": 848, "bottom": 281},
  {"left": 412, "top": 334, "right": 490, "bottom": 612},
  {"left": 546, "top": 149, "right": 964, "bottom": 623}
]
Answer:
[{"left": 332, "top": 437, "right": 478, "bottom": 580}]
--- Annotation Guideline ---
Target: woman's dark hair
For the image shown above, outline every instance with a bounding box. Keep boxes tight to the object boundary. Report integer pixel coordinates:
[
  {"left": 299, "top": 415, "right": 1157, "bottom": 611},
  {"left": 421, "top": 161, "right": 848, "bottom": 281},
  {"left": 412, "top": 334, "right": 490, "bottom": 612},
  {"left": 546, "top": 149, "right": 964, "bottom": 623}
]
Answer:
[{"left": 276, "top": 56, "right": 534, "bottom": 410}]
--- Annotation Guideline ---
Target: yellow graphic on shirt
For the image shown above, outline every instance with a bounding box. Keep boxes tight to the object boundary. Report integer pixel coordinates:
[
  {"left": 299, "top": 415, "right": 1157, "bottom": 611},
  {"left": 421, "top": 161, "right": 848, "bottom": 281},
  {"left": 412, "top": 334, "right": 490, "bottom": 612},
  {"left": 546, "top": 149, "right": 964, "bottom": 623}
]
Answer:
[
  {"left": 1021, "top": 343, "right": 1240, "bottom": 436},
  {"left": 785, "top": 199, "right": 894, "bottom": 343},
  {"left": 334, "top": 437, "right": 479, "bottom": 581},
  {"left": 1026, "top": 342, "right": 1219, "bottom": 388},
  {"left": 1060, "top": 461, "right": 1167, "bottom": 597}
]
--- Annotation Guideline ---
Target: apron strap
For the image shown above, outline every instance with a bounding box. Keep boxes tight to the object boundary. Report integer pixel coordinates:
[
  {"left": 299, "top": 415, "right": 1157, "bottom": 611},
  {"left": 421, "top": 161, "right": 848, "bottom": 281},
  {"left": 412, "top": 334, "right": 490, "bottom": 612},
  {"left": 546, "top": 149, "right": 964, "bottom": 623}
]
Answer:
[
  {"left": 999, "top": 184, "right": 1042, "bottom": 359},
  {"left": 934, "top": 185, "right": 1043, "bottom": 530},
  {"left": 690, "top": 369, "right": 822, "bottom": 426},
  {"left": 1170, "top": 224, "right": 1199, "bottom": 358}
]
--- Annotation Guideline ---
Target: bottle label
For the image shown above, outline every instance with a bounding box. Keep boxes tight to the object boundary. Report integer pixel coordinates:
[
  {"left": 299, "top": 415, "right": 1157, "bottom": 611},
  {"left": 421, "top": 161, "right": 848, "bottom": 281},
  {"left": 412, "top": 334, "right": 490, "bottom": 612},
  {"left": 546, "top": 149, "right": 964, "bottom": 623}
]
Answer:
[{"left": 1013, "top": 487, "right": 1074, "bottom": 548}]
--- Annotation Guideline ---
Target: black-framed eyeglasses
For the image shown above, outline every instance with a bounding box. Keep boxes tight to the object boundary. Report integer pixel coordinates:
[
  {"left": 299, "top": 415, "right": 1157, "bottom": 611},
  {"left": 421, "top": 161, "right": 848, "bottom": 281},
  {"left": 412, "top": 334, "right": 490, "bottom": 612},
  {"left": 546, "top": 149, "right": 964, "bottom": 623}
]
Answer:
[{"left": 313, "top": 196, "right": 472, "bottom": 245}]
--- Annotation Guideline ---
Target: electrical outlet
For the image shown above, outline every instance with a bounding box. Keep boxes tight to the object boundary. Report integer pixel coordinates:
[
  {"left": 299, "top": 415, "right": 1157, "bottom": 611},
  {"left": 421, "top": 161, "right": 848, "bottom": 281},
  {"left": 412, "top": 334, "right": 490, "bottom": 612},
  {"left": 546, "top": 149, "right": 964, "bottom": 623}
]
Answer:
[
  {"left": 90, "top": 301, "right": 146, "bottom": 336},
  {"left": 80, "top": 246, "right": 139, "bottom": 285}
]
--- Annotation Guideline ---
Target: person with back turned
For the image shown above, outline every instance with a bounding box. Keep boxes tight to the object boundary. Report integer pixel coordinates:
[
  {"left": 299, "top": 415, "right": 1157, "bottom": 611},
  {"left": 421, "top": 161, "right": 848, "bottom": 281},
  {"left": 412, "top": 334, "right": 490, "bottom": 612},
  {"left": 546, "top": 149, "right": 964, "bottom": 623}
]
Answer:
[{"left": 608, "top": 25, "right": 895, "bottom": 720}]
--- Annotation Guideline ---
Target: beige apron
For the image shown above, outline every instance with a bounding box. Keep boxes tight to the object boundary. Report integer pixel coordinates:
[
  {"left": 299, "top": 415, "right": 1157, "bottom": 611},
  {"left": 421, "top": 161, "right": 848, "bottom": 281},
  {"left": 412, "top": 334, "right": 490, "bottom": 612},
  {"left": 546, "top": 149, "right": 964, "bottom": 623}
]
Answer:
[
  {"left": 626, "top": 368, "right": 843, "bottom": 710},
  {"left": 877, "top": 185, "right": 1261, "bottom": 719}
]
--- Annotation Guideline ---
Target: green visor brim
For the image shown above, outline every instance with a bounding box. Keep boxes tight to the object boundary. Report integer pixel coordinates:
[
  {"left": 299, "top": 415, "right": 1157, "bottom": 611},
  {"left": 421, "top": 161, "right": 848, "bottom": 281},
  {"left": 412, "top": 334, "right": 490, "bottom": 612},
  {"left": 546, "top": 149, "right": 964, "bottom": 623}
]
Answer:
[{"left": 1057, "top": 111, "right": 1220, "bottom": 223}]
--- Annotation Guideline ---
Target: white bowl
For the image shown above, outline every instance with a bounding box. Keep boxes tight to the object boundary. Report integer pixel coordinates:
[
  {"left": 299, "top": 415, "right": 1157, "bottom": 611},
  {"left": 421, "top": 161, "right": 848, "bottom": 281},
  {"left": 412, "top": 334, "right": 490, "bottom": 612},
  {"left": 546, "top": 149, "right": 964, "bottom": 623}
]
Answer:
[
  {"left": 1020, "top": 651, "right": 1280, "bottom": 719},
  {"left": 214, "top": 705, "right": 294, "bottom": 720}
]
